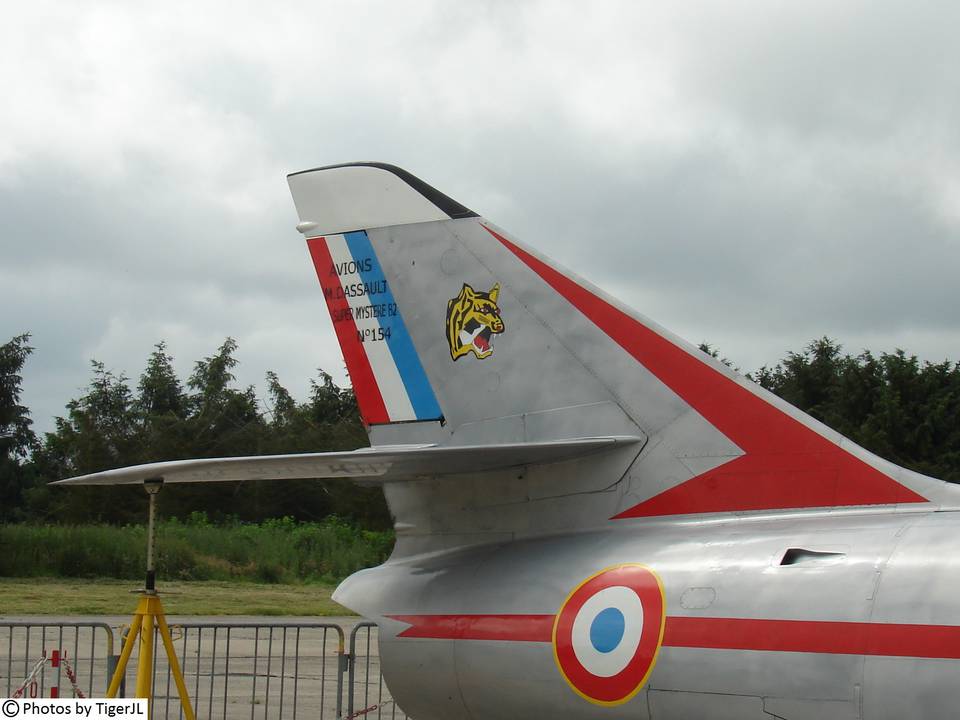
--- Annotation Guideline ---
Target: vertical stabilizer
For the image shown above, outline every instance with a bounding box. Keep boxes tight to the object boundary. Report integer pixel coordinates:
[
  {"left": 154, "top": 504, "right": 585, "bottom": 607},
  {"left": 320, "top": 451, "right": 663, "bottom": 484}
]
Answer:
[{"left": 288, "top": 162, "right": 947, "bottom": 530}]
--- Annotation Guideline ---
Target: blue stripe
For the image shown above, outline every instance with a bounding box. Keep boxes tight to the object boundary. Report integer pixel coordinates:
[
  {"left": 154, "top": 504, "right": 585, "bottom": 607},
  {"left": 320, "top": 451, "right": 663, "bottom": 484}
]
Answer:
[{"left": 344, "top": 231, "right": 443, "bottom": 421}]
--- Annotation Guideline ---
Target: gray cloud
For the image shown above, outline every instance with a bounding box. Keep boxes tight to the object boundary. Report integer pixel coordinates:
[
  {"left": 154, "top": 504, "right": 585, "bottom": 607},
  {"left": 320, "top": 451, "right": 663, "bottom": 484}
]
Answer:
[{"left": 3, "top": 1, "right": 959, "bottom": 434}]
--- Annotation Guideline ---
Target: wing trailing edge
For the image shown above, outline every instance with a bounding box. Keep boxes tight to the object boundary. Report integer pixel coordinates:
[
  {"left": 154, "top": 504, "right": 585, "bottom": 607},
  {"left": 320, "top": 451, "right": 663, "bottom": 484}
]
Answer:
[{"left": 52, "top": 436, "right": 643, "bottom": 486}]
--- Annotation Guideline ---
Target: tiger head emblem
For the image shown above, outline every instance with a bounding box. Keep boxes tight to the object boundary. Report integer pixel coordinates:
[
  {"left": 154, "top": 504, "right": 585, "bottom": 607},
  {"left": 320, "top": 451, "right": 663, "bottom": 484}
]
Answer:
[{"left": 446, "top": 283, "right": 505, "bottom": 360}]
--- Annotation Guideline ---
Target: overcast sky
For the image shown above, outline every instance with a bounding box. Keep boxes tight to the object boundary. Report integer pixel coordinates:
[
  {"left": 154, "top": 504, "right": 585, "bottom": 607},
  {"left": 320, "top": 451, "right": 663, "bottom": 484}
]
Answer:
[{"left": 3, "top": 1, "right": 959, "bottom": 435}]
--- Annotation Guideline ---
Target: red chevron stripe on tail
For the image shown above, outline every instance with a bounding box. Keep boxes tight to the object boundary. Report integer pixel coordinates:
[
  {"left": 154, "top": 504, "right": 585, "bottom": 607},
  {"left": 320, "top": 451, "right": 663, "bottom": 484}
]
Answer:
[{"left": 484, "top": 225, "right": 927, "bottom": 518}]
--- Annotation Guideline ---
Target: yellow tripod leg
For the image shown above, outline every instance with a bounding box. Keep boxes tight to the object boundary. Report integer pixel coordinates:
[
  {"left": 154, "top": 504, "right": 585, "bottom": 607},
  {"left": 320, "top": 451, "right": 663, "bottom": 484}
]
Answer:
[
  {"left": 107, "top": 599, "right": 146, "bottom": 698},
  {"left": 156, "top": 608, "right": 196, "bottom": 720},
  {"left": 135, "top": 603, "right": 156, "bottom": 700}
]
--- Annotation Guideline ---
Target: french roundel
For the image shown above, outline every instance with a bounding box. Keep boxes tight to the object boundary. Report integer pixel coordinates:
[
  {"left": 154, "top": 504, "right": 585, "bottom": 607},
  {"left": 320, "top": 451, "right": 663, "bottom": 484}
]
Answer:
[{"left": 552, "top": 564, "right": 665, "bottom": 706}]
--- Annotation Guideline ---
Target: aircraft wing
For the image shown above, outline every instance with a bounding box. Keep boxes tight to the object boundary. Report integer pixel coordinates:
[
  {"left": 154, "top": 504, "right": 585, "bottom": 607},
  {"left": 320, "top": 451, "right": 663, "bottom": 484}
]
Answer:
[{"left": 52, "top": 436, "right": 642, "bottom": 486}]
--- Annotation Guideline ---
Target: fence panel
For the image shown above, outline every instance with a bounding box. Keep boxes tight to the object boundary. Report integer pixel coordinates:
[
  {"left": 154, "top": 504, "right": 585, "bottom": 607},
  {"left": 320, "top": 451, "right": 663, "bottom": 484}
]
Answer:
[
  {"left": 109, "top": 622, "right": 346, "bottom": 720},
  {"left": 4, "top": 620, "right": 411, "bottom": 720},
  {"left": 346, "top": 623, "right": 407, "bottom": 720},
  {"left": 1, "top": 623, "right": 115, "bottom": 699}
]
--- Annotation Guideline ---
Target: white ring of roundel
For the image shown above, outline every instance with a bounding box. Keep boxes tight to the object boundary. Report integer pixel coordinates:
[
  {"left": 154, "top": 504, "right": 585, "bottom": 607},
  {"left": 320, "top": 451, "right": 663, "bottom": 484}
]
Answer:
[{"left": 571, "top": 585, "right": 644, "bottom": 678}]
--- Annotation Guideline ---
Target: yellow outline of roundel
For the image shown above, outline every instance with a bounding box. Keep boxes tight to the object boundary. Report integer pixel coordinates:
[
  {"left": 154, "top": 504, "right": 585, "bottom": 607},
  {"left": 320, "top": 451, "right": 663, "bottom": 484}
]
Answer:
[{"left": 551, "top": 563, "right": 666, "bottom": 707}]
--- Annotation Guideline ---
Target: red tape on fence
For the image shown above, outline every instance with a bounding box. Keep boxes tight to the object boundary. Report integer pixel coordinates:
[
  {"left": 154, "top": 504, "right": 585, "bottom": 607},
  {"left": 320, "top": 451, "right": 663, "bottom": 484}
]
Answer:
[{"left": 12, "top": 656, "right": 48, "bottom": 700}]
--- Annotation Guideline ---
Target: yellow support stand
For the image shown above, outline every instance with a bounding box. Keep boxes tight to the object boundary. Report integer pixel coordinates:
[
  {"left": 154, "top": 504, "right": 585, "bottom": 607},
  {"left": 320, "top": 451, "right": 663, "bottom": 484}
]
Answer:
[{"left": 105, "top": 479, "right": 196, "bottom": 720}]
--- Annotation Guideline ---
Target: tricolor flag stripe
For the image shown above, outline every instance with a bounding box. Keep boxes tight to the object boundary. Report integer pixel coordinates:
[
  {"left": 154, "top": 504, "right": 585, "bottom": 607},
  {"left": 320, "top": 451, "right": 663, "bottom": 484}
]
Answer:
[
  {"left": 307, "top": 237, "right": 389, "bottom": 424},
  {"left": 343, "top": 231, "right": 443, "bottom": 421},
  {"left": 306, "top": 231, "right": 442, "bottom": 425},
  {"left": 325, "top": 234, "right": 416, "bottom": 421}
]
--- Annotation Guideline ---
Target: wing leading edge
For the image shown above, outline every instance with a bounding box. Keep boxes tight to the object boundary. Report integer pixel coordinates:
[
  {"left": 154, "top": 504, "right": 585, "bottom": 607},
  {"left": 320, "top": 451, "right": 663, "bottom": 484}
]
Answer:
[{"left": 53, "top": 436, "right": 643, "bottom": 486}]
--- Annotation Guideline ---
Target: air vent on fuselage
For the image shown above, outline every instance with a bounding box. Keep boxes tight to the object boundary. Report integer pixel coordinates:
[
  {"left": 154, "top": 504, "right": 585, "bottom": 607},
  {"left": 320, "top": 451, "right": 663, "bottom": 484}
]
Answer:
[{"left": 780, "top": 548, "right": 847, "bottom": 566}]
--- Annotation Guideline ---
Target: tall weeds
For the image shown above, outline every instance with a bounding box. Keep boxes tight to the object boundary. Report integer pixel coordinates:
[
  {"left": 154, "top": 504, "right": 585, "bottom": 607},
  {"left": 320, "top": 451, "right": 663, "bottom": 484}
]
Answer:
[{"left": 0, "top": 516, "right": 393, "bottom": 584}]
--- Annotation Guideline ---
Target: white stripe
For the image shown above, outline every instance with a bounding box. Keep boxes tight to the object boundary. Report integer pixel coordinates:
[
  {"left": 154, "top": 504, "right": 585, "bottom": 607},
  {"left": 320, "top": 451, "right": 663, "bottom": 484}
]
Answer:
[{"left": 326, "top": 235, "right": 416, "bottom": 422}]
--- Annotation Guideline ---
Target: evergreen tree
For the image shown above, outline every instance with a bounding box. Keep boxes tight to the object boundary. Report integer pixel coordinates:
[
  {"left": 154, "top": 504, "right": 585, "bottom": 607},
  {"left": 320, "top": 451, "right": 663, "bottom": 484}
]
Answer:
[
  {"left": 38, "top": 361, "right": 144, "bottom": 522},
  {"left": 137, "top": 342, "right": 190, "bottom": 463},
  {"left": 48, "top": 361, "right": 140, "bottom": 473},
  {"left": 0, "top": 334, "right": 36, "bottom": 460},
  {"left": 185, "top": 337, "right": 262, "bottom": 458},
  {"left": 0, "top": 334, "right": 38, "bottom": 521},
  {"left": 265, "top": 371, "right": 297, "bottom": 430},
  {"left": 138, "top": 341, "right": 185, "bottom": 417}
]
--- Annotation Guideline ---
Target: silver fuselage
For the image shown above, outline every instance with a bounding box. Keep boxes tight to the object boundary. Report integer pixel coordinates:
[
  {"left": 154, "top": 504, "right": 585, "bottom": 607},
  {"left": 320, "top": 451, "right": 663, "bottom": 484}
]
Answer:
[{"left": 345, "top": 508, "right": 960, "bottom": 720}]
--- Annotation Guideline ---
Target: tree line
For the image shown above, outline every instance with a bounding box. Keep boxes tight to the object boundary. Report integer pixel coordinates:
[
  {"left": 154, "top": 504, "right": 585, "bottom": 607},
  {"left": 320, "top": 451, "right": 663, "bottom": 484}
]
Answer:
[
  {"left": 2, "top": 334, "right": 959, "bottom": 528},
  {"left": 750, "top": 337, "right": 960, "bottom": 483},
  {"left": 0, "top": 335, "right": 387, "bottom": 527}
]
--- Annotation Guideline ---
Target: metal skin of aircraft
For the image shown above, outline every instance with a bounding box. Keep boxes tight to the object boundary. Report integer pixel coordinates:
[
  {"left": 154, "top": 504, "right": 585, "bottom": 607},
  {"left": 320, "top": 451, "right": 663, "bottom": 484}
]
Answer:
[{"left": 60, "top": 163, "right": 960, "bottom": 720}]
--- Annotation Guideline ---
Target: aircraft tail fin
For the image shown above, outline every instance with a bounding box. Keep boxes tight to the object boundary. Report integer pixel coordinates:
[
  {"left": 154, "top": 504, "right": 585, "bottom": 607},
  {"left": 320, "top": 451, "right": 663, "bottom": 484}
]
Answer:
[
  {"left": 287, "top": 163, "right": 644, "bottom": 448},
  {"left": 287, "top": 162, "right": 945, "bottom": 539}
]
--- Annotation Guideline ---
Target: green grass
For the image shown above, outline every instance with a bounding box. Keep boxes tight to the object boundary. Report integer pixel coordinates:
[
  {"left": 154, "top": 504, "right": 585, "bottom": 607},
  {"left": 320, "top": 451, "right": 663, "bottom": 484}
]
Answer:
[
  {"left": 0, "top": 516, "right": 394, "bottom": 585},
  {"left": 0, "top": 578, "right": 350, "bottom": 615}
]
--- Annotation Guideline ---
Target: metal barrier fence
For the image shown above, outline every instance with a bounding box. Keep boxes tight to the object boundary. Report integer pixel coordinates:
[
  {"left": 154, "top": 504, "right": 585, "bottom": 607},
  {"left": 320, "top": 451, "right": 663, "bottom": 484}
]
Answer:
[
  {"left": 347, "top": 623, "right": 407, "bottom": 720},
  {"left": 2, "top": 621, "right": 407, "bottom": 720},
  {"left": 122, "top": 622, "right": 347, "bottom": 720},
  {"left": 1, "top": 622, "right": 115, "bottom": 699}
]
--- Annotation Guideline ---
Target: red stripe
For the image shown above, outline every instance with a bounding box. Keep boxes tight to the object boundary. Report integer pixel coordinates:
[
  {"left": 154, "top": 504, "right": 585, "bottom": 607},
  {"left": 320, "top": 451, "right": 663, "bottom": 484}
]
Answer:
[
  {"left": 307, "top": 237, "right": 389, "bottom": 425},
  {"left": 664, "top": 616, "right": 960, "bottom": 659},
  {"left": 389, "top": 614, "right": 960, "bottom": 659},
  {"left": 483, "top": 225, "right": 926, "bottom": 517},
  {"left": 389, "top": 614, "right": 554, "bottom": 642}
]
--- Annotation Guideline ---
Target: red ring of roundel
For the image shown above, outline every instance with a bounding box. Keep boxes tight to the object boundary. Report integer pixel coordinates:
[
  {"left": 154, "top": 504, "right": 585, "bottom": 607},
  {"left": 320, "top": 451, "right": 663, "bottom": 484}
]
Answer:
[{"left": 554, "top": 565, "right": 664, "bottom": 704}]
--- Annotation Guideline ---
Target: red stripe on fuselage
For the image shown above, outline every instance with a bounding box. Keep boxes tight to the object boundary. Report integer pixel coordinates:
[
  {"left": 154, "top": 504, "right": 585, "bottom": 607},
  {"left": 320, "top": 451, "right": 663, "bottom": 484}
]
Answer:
[
  {"left": 389, "top": 614, "right": 554, "bottom": 642},
  {"left": 307, "top": 237, "right": 389, "bottom": 425},
  {"left": 664, "top": 616, "right": 960, "bottom": 659},
  {"left": 482, "top": 225, "right": 926, "bottom": 517},
  {"left": 389, "top": 613, "right": 960, "bottom": 659}
]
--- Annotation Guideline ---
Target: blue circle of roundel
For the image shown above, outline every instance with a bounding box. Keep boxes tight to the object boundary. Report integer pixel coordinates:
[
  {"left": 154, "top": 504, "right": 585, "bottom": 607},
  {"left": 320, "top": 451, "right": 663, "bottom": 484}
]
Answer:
[{"left": 589, "top": 607, "right": 626, "bottom": 653}]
